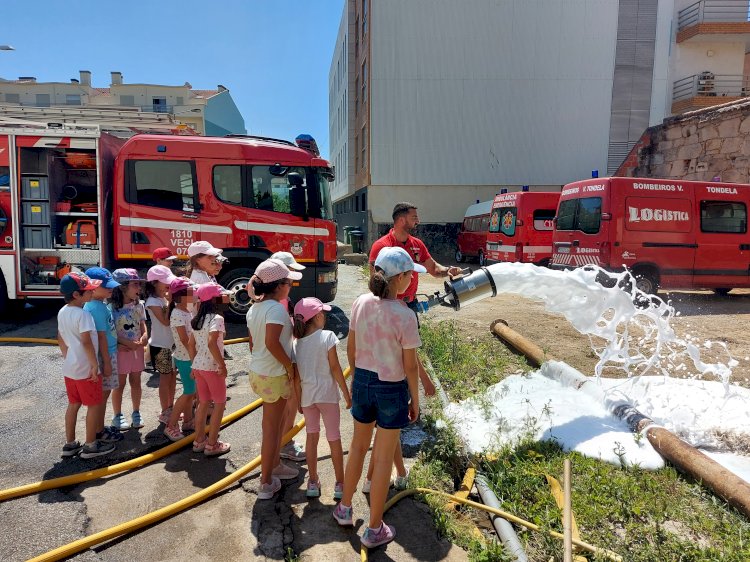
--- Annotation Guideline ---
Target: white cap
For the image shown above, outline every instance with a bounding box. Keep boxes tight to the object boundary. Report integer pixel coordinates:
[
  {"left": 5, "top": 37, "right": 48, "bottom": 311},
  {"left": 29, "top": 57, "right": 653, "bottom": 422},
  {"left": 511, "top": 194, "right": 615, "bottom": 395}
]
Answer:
[
  {"left": 187, "top": 240, "right": 222, "bottom": 257},
  {"left": 374, "top": 247, "right": 426, "bottom": 278},
  {"left": 270, "top": 251, "right": 306, "bottom": 271}
]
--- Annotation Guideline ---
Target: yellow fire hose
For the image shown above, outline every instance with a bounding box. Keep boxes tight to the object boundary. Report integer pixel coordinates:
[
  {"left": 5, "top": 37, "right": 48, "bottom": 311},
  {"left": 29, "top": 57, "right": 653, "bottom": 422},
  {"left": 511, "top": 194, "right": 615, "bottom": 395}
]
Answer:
[{"left": 0, "top": 397, "right": 263, "bottom": 503}]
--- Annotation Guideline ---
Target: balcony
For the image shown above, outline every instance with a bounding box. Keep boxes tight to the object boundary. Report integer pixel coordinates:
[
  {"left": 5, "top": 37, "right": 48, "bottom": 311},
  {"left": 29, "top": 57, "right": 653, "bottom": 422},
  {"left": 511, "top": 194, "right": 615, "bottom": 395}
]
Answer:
[
  {"left": 677, "top": 1, "right": 750, "bottom": 43},
  {"left": 139, "top": 104, "right": 174, "bottom": 113},
  {"left": 671, "top": 73, "right": 750, "bottom": 113}
]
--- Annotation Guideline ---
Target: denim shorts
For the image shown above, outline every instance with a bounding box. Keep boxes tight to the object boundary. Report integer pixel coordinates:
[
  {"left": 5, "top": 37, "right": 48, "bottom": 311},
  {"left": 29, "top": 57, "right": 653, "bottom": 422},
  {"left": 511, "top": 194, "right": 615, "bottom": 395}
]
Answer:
[{"left": 350, "top": 368, "right": 409, "bottom": 430}]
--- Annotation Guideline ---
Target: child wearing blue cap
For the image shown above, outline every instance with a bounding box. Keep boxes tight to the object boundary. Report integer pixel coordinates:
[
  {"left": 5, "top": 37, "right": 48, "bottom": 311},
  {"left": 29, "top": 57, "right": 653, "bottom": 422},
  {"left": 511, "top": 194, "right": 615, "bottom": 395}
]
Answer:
[
  {"left": 57, "top": 272, "right": 115, "bottom": 459},
  {"left": 84, "top": 267, "right": 125, "bottom": 445}
]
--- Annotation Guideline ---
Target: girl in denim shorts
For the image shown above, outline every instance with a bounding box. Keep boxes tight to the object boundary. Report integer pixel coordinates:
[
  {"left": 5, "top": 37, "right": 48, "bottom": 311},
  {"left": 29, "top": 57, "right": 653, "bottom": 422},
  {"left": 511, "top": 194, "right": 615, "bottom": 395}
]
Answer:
[{"left": 333, "top": 247, "right": 425, "bottom": 549}]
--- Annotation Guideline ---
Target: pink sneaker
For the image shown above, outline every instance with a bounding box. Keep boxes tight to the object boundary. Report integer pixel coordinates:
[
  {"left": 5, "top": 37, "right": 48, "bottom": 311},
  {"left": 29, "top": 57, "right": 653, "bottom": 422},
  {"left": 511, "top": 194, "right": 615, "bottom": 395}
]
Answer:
[
  {"left": 204, "top": 440, "right": 231, "bottom": 456},
  {"left": 163, "top": 425, "right": 183, "bottom": 442},
  {"left": 192, "top": 438, "right": 206, "bottom": 453},
  {"left": 258, "top": 476, "right": 282, "bottom": 500},
  {"left": 361, "top": 522, "right": 396, "bottom": 548},
  {"left": 181, "top": 419, "right": 195, "bottom": 433}
]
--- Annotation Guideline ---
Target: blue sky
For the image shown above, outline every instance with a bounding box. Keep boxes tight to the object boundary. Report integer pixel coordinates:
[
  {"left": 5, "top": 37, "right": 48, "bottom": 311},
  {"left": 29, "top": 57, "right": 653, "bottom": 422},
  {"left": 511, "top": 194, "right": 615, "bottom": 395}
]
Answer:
[{"left": 0, "top": 0, "right": 344, "bottom": 158}]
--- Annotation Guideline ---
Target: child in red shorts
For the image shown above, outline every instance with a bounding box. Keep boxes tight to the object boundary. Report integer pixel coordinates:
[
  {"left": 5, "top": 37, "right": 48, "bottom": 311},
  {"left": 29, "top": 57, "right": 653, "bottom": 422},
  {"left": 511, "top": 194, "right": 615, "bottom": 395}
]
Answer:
[{"left": 56, "top": 272, "right": 115, "bottom": 459}]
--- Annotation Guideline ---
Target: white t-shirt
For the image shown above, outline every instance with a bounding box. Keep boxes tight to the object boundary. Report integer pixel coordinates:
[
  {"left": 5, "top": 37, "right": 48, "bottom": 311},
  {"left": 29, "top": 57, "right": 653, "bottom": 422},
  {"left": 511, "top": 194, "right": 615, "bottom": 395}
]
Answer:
[
  {"left": 170, "top": 307, "right": 194, "bottom": 362},
  {"left": 350, "top": 293, "right": 422, "bottom": 382},
  {"left": 191, "top": 313, "right": 225, "bottom": 371},
  {"left": 146, "top": 296, "right": 174, "bottom": 348},
  {"left": 293, "top": 329, "right": 340, "bottom": 407},
  {"left": 246, "top": 299, "right": 293, "bottom": 377},
  {"left": 190, "top": 269, "right": 216, "bottom": 285},
  {"left": 57, "top": 305, "right": 99, "bottom": 380}
]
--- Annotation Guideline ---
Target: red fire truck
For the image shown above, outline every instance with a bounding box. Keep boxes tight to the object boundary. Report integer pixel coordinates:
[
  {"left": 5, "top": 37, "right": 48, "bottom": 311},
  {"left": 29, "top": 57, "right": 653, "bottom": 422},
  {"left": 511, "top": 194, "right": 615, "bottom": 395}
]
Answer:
[
  {"left": 550, "top": 177, "right": 750, "bottom": 294},
  {"left": 485, "top": 188, "right": 560, "bottom": 266},
  {"left": 0, "top": 123, "right": 337, "bottom": 318}
]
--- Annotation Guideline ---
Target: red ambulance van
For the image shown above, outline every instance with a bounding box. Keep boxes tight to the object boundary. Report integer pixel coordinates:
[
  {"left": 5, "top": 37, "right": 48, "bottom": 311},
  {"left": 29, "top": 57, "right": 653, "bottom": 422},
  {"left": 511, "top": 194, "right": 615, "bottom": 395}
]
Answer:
[
  {"left": 551, "top": 177, "right": 750, "bottom": 294},
  {"left": 456, "top": 200, "right": 492, "bottom": 265},
  {"left": 485, "top": 188, "right": 560, "bottom": 266}
]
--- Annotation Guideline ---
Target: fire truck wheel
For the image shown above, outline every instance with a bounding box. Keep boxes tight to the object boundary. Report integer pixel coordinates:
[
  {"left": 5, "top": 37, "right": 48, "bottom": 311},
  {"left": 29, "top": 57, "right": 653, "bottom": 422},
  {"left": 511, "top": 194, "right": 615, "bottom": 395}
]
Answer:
[
  {"left": 455, "top": 248, "right": 465, "bottom": 263},
  {"left": 478, "top": 251, "right": 486, "bottom": 267},
  {"left": 713, "top": 288, "right": 732, "bottom": 296},
  {"left": 219, "top": 267, "right": 257, "bottom": 322}
]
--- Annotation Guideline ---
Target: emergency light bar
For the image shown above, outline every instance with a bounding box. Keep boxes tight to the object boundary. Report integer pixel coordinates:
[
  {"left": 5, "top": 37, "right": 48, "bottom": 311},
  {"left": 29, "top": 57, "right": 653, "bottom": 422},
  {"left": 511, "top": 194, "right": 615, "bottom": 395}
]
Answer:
[{"left": 295, "top": 134, "right": 320, "bottom": 156}]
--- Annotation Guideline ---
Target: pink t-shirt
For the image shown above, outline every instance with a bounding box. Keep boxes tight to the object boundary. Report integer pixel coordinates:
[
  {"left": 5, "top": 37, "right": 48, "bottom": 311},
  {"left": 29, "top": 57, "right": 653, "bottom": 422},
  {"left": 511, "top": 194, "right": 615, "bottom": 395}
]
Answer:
[{"left": 350, "top": 293, "right": 421, "bottom": 382}]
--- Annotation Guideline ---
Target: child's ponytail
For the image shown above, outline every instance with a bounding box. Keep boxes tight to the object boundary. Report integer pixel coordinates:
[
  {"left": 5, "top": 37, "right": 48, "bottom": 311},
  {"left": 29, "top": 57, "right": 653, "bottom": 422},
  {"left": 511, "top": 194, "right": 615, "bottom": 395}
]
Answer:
[
  {"left": 292, "top": 313, "right": 309, "bottom": 339},
  {"left": 110, "top": 285, "right": 125, "bottom": 310},
  {"left": 368, "top": 267, "right": 390, "bottom": 299}
]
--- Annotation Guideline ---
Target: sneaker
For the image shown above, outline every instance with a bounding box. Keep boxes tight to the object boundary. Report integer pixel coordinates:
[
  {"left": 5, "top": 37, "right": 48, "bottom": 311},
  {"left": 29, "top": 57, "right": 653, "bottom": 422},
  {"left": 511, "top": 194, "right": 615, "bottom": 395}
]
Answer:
[
  {"left": 272, "top": 462, "right": 300, "bottom": 480},
  {"left": 193, "top": 438, "right": 206, "bottom": 453},
  {"left": 362, "top": 478, "right": 372, "bottom": 494},
  {"left": 258, "top": 476, "right": 282, "bottom": 500},
  {"left": 361, "top": 522, "right": 396, "bottom": 549},
  {"left": 158, "top": 407, "right": 172, "bottom": 425},
  {"left": 131, "top": 411, "right": 144, "bottom": 429},
  {"left": 204, "top": 440, "right": 231, "bottom": 457},
  {"left": 112, "top": 413, "right": 129, "bottom": 431},
  {"left": 62, "top": 441, "right": 83, "bottom": 457},
  {"left": 163, "top": 425, "right": 184, "bottom": 442},
  {"left": 80, "top": 440, "right": 116, "bottom": 459},
  {"left": 181, "top": 420, "right": 195, "bottom": 433},
  {"left": 332, "top": 503, "right": 353, "bottom": 526},
  {"left": 223, "top": 349, "right": 233, "bottom": 360},
  {"left": 306, "top": 479, "right": 321, "bottom": 498},
  {"left": 280, "top": 441, "right": 305, "bottom": 462},
  {"left": 96, "top": 426, "right": 124, "bottom": 443},
  {"left": 394, "top": 470, "right": 409, "bottom": 491},
  {"left": 334, "top": 481, "right": 344, "bottom": 500}
]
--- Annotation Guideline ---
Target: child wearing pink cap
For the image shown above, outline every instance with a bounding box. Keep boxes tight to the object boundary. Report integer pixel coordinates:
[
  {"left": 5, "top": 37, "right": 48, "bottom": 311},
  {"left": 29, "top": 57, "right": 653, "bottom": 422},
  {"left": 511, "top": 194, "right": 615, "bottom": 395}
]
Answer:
[
  {"left": 246, "top": 258, "right": 303, "bottom": 500},
  {"left": 146, "top": 265, "right": 178, "bottom": 424},
  {"left": 190, "top": 282, "right": 230, "bottom": 456},
  {"left": 292, "top": 297, "right": 350, "bottom": 499}
]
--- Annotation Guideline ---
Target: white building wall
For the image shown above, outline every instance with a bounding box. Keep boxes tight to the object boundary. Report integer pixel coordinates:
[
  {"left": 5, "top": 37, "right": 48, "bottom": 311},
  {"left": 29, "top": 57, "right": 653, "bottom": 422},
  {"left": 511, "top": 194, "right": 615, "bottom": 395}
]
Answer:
[
  {"left": 370, "top": 0, "right": 619, "bottom": 198},
  {"left": 671, "top": 41, "right": 747, "bottom": 79},
  {"left": 328, "top": 3, "right": 350, "bottom": 203},
  {"left": 651, "top": 0, "right": 675, "bottom": 125}
]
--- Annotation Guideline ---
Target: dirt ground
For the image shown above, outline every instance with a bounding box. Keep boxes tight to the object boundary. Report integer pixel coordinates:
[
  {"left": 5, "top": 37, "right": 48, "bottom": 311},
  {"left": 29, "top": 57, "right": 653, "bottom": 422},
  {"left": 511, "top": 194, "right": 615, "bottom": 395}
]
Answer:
[{"left": 415, "top": 265, "right": 750, "bottom": 384}]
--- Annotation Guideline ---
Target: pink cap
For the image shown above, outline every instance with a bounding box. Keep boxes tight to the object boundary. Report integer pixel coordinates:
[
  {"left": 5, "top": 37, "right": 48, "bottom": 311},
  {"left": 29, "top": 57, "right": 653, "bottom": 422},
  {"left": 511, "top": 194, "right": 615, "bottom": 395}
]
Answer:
[
  {"left": 169, "top": 276, "right": 193, "bottom": 295},
  {"left": 293, "top": 297, "right": 331, "bottom": 323},
  {"left": 254, "top": 258, "right": 303, "bottom": 283},
  {"left": 194, "top": 282, "right": 228, "bottom": 302},
  {"left": 147, "top": 265, "right": 177, "bottom": 285}
]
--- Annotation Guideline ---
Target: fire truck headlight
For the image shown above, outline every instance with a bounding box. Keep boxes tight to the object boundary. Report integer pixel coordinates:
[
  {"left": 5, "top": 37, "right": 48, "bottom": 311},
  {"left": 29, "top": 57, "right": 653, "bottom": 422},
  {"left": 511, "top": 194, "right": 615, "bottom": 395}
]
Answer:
[{"left": 317, "top": 271, "right": 337, "bottom": 284}]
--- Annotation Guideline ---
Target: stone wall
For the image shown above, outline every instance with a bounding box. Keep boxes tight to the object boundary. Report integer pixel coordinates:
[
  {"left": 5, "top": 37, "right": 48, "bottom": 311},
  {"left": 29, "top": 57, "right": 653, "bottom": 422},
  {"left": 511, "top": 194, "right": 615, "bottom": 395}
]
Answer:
[{"left": 616, "top": 98, "right": 750, "bottom": 183}]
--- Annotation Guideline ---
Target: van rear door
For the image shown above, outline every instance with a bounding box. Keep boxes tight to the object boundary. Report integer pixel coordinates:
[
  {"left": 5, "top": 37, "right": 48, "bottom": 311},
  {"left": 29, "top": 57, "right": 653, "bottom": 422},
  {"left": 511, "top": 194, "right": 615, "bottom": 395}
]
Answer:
[
  {"left": 693, "top": 184, "right": 750, "bottom": 289},
  {"left": 553, "top": 181, "right": 609, "bottom": 267}
]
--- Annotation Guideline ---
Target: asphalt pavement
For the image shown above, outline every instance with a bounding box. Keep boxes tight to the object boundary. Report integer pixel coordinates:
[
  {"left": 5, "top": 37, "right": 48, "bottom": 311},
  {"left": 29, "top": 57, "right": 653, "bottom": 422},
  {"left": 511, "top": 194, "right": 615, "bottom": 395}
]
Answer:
[{"left": 0, "top": 266, "right": 467, "bottom": 562}]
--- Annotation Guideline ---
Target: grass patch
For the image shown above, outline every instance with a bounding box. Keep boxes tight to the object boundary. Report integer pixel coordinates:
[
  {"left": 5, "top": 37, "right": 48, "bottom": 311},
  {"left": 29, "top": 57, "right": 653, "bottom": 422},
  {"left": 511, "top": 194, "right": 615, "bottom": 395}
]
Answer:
[
  {"left": 419, "top": 318, "right": 528, "bottom": 401},
  {"left": 480, "top": 439, "right": 750, "bottom": 561}
]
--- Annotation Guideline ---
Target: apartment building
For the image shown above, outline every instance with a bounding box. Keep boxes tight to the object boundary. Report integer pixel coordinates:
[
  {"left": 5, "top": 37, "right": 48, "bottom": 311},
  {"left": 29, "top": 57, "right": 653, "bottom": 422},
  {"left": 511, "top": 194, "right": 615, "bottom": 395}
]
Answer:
[
  {"left": 0, "top": 70, "right": 245, "bottom": 135},
  {"left": 329, "top": 0, "right": 750, "bottom": 252}
]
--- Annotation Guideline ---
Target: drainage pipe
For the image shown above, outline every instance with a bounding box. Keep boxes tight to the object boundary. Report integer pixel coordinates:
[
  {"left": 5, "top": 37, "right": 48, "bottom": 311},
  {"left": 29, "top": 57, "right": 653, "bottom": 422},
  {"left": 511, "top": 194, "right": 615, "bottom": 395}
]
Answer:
[
  {"left": 490, "top": 318, "right": 750, "bottom": 520},
  {"left": 474, "top": 474, "right": 529, "bottom": 562}
]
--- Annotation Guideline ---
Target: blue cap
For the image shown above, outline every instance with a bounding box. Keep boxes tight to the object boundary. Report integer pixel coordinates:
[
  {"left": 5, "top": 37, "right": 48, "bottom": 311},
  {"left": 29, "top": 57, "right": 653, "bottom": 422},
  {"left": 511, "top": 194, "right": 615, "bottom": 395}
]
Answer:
[{"left": 85, "top": 267, "right": 120, "bottom": 289}]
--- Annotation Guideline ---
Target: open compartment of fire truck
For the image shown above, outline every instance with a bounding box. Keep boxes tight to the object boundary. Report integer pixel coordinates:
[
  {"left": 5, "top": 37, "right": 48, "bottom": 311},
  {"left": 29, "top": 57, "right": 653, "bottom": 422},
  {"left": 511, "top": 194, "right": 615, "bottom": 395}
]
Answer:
[{"left": 17, "top": 143, "right": 100, "bottom": 290}]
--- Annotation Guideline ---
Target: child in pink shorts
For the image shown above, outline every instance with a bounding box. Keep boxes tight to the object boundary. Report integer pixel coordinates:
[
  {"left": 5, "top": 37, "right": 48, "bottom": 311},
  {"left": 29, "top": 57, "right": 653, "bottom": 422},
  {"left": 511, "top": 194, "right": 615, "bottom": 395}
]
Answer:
[
  {"left": 292, "top": 297, "right": 351, "bottom": 499},
  {"left": 190, "top": 282, "right": 231, "bottom": 457}
]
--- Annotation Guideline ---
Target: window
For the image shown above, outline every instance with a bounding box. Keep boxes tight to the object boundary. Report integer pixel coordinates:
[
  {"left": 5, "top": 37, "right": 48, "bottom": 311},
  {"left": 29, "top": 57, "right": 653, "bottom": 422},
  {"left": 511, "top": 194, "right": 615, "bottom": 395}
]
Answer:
[
  {"left": 363, "top": 0, "right": 368, "bottom": 35},
  {"left": 355, "top": 77, "right": 359, "bottom": 115},
  {"left": 5, "top": 93, "right": 19, "bottom": 104},
  {"left": 35, "top": 94, "right": 50, "bottom": 107},
  {"left": 355, "top": 134, "right": 359, "bottom": 170},
  {"left": 127, "top": 160, "right": 197, "bottom": 212},
  {"left": 213, "top": 165, "right": 242, "bottom": 206},
  {"left": 355, "top": 195, "right": 360, "bottom": 212},
  {"left": 556, "top": 197, "right": 602, "bottom": 234},
  {"left": 490, "top": 207, "right": 517, "bottom": 236},
  {"left": 361, "top": 125, "right": 367, "bottom": 169},
  {"left": 362, "top": 192, "right": 366, "bottom": 211},
  {"left": 120, "top": 95, "right": 134, "bottom": 106},
  {"left": 355, "top": 16, "right": 359, "bottom": 57},
  {"left": 701, "top": 200, "right": 747, "bottom": 233},
  {"left": 176, "top": 96, "right": 184, "bottom": 106},
  {"left": 65, "top": 94, "right": 81, "bottom": 106},
  {"left": 251, "top": 166, "right": 305, "bottom": 214},
  {"left": 533, "top": 209, "right": 556, "bottom": 231},
  {"left": 152, "top": 97, "right": 167, "bottom": 112}
]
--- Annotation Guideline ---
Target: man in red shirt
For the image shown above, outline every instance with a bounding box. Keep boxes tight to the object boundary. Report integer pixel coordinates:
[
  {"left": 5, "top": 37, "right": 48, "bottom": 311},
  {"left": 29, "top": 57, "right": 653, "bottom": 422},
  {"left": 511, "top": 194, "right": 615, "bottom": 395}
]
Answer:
[{"left": 369, "top": 202, "right": 463, "bottom": 313}]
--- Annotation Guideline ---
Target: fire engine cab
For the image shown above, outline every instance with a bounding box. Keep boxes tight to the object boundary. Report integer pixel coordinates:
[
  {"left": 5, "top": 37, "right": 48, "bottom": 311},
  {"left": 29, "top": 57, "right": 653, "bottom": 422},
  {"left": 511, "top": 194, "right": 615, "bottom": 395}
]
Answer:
[
  {"left": 551, "top": 177, "right": 750, "bottom": 295},
  {"left": 0, "top": 122, "right": 337, "bottom": 318}
]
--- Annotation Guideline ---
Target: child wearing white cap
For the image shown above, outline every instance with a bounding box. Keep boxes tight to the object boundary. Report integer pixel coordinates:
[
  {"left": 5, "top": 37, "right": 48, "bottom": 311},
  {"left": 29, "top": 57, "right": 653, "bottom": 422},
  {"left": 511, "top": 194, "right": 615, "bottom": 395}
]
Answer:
[
  {"left": 146, "top": 265, "right": 178, "bottom": 425},
  {"left": 333, "top": 247, "right": 426, "bottom": 549}
]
